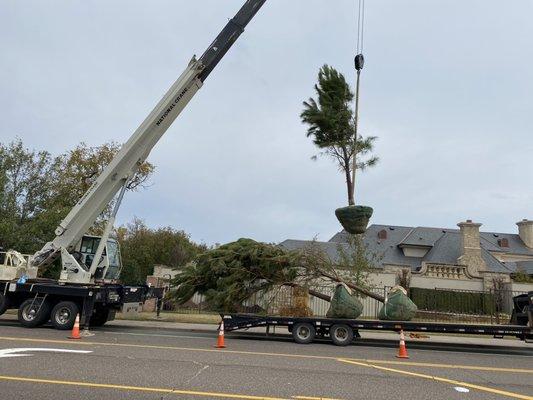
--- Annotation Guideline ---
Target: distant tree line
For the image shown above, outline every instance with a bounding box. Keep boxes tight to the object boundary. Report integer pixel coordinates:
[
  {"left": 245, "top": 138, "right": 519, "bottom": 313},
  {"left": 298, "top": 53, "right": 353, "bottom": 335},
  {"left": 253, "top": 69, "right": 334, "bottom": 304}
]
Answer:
[{"left": 0, "top": 139, "right": 204, "bottom": 283}]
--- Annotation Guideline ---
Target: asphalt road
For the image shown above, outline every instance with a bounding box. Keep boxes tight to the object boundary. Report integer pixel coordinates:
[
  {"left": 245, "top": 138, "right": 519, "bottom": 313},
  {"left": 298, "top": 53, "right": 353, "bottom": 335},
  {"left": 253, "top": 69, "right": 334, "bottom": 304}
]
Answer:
[{"left": 0, "top": 318, "right": 532, "bottom": 400}]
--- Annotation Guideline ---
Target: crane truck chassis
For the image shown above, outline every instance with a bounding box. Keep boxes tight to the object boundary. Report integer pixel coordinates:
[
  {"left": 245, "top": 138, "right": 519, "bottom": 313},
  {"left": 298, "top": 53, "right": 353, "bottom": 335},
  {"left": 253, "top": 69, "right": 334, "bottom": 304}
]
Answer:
[{"left": 0, "top": 279, "right": 163, "bottom": 330}]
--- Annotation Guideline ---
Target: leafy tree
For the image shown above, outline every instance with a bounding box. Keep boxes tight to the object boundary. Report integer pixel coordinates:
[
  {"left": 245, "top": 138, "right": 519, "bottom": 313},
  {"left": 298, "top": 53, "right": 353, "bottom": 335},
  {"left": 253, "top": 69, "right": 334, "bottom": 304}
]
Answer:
[
  {"left": 511, "top": 269, "right": 533, "bottom": 284},
  {"left": 0, "top": 139, "right": 58, "bottom": 251},
  {"left": 334, "top": 235, "right": 377, "bottom": 291},
  {"left": 301, "top": 65, "right": 378, "bottom": 206},
  {"left": 118, "top": 217, "right": 206, "bottom": 285},
  {"left": 296, "top": 235, "right": 381, "bottom": 297},
  {"left": 0, "top": 139, "right": 154, "bottom": 256},
  {"left": 49, "top": 141, "right": 155, "bottom": 233}
]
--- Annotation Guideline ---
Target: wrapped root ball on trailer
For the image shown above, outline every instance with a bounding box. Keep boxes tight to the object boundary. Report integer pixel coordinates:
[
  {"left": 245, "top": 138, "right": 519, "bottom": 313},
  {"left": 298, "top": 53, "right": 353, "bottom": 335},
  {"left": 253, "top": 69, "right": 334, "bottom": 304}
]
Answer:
[
  {"left": 378, "top": 286, "right": 417, "bottom": 321},
  {"left": 326, "top": 284, "right": 363, "bottom": 319}
]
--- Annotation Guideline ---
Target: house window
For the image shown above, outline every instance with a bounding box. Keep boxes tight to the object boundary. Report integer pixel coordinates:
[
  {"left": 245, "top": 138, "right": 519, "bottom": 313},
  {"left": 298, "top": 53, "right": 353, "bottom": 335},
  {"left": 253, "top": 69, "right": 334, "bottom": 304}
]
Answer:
[
  {"left": 497, "top": 238, "right": 509, "bottom": 248},
  {"left": 378, "top": 229, "right": 387, "bottom": 239}
]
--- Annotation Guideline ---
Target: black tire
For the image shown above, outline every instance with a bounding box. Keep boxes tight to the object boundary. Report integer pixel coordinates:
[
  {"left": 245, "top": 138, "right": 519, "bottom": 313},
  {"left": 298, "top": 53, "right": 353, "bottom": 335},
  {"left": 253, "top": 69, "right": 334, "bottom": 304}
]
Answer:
[
  {"left": 292, "top": 322, "right": 315, "bottom": 344},
  {"left": 50, "top": 301, "right": 79, "bottom": 330},
  {"left": 18, "top": 298, "right": 51, "bottom": 328},
  {"left": 330, "top": 324, "right": 354, "bottom": 346},
  {"left": 90, "top": 308, "right": 110, "bottom": 327},
  {"left": 0, "top": 292, "right": 9, "bottom": 316}
]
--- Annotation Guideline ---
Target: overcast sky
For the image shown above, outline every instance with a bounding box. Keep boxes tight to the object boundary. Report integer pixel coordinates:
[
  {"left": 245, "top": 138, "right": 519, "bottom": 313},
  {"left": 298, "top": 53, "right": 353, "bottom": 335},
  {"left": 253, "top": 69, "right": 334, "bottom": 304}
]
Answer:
[{"left": 1, "top": 0, "right": 532, "bottom": 245}]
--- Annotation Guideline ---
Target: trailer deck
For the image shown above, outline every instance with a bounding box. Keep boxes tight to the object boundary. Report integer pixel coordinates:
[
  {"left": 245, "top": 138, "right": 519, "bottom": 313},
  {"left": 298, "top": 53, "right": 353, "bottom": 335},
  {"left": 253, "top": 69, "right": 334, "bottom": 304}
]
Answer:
[{"left": 222, "top": 313, "right": 533, "bottom": 346}]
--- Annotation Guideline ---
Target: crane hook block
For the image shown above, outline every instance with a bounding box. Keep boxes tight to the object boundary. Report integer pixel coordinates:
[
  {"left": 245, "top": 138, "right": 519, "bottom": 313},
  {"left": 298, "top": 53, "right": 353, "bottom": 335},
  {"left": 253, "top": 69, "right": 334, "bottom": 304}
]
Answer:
[{"left": 354, "top": 54, "right": 364, "bottom": 71}]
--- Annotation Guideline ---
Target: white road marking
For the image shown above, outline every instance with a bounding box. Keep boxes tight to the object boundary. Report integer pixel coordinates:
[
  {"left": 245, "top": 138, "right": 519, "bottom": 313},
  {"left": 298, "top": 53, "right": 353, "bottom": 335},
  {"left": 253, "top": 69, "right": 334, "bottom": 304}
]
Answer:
[
  {"left": 0, "top": 348, "right": 92, "bottom": 358},
  {"left": 454, "top": 387, "right": 470, "bottom": 393}
]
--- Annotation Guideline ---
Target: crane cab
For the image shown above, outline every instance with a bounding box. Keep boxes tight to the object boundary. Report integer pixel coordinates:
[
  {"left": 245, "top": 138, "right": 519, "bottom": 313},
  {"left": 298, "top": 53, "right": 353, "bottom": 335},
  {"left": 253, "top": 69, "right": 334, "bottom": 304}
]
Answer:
[{"left": 60, "top": 235, "right": 123, "bottom": 284}]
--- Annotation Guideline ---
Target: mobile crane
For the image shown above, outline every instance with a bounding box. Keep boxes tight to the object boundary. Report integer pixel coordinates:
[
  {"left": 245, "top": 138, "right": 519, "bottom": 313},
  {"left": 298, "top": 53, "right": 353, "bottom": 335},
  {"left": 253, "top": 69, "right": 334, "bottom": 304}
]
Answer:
[{"left": 0, "top": 0, "right": 267, "bottom": 330}]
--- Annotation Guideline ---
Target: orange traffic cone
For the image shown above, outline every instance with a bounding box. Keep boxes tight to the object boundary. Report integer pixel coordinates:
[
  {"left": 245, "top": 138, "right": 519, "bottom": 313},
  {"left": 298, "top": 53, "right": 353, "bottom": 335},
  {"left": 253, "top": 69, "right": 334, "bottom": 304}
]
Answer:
[
  {"left": 69, "top": 314, "right": 81, "bottom": 340},
  {"left": 396, "top": 329, "right": 409, "bottom": 358},
  {"left": 215, "top": 321, "right": 226, "bottom": 348}
]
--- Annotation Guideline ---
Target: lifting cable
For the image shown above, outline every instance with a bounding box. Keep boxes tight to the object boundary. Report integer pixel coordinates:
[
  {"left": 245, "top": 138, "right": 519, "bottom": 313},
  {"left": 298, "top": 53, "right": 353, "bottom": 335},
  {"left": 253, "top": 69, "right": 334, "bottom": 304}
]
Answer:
[
  {"left": 356, "top": 0, "right": 365, "bottom": 55},
  {"left": 351, "top": 0, "right": 365, "bottom": 198}
]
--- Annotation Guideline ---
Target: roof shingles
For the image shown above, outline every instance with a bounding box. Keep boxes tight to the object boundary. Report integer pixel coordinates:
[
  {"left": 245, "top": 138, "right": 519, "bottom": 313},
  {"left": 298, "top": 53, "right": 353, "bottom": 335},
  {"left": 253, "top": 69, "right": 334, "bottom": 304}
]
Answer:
[{"left": 280, "top": 224, "right": 533, "bottom": 275}]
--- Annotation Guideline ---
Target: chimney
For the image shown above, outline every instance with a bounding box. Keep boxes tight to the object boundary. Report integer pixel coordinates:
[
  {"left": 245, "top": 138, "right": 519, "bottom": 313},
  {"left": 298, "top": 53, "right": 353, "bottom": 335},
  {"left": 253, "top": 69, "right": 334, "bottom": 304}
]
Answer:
[
  {"left": 378, "top": 229, "right": 387, "bottom": 240},
  {"left": 457, "top": 220, "right": 486, "bottom": 277},
  {"left": 517, "top": 219, "right": 533, "bottom": 248}
]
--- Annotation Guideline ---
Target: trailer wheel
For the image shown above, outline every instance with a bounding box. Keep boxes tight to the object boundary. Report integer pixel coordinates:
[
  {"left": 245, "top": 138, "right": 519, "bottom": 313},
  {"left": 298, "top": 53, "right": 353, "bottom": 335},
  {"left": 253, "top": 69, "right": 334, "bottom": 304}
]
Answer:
[
  {"left": 0, "top": 292, "right": 9, "bottom": 316},
  {"left": 292, "top": 322, "right": 315, "bottom": 344},
  {"left": 51, "top": 301, "right": 79, "bottom": 330},
  {"left": 330, "top": 324, "right": 354, "bottom": 346},
  {"left": 18, "top": 298, "right": 51, "bottom": 328}
]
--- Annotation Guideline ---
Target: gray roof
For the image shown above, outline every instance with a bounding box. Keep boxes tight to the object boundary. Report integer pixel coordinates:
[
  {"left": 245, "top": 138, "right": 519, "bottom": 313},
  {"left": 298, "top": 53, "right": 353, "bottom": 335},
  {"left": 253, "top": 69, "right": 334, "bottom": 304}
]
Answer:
[
  {"left": 510, "top": 261, "right": 533, "bottom": 275},
  {"left": 399, "top": 227, "right": 447, "bottom": 248},
  {"left": 280, "top": 223, "right": 533, "bottom": 275},
  {"left": 480, "top": 231, "right": 533, "bottom": 256},
  {"left": 280, "top": 239, "right": 350, "bottom": 263}
]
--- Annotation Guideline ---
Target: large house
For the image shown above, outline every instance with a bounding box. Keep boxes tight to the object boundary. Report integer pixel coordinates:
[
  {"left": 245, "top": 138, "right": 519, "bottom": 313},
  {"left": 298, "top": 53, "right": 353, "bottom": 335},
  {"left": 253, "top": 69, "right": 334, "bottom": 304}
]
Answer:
[{"left": 280, "top": 219, "right": 533, "bottom": 293}]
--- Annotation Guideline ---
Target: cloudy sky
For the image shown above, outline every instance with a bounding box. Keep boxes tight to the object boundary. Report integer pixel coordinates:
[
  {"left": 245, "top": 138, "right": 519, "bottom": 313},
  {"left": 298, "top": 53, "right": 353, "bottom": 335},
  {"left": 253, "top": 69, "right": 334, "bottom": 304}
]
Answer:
[{"left": 1, "top": 0, "right": 532, "bottom": 245}]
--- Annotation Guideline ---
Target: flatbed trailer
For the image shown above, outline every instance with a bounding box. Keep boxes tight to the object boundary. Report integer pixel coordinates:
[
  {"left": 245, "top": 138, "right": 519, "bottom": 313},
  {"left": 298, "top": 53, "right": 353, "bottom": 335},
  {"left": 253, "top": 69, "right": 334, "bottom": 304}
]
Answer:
[
  {"left": 0, "top": 279, "right": 163, "bottom": 330},
  {"left": 222, "top": 310, "right": 533, "bottom": 346}
]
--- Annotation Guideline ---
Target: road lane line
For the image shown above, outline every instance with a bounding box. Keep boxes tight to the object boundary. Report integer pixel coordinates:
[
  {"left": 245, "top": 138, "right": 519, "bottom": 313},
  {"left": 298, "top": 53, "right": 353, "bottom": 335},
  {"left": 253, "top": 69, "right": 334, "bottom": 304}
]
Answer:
[
  {"left": 292, "top": 396, "right": 343, "bottom": 400},
  {"left": 0, "top": 335, "right": 531, "bottom": 375},
  {"left": 363, "top": 359, "right": 533, "bottom": 374},
  {"left": 337, "top": 358, "right": 533, "bottom": 400},
  {"left": 0, "top": 348, "right": 92, "bottom": 358},
  {"left": 0, "top": 375, "right": 291, "bottom": 400}
]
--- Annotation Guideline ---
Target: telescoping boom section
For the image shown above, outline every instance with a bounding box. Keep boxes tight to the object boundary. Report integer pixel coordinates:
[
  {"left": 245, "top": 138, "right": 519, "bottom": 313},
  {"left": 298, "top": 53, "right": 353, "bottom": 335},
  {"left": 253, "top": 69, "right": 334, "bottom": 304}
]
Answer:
[{"left": 29, "top": 0, "right": 266, "bottom": 283}]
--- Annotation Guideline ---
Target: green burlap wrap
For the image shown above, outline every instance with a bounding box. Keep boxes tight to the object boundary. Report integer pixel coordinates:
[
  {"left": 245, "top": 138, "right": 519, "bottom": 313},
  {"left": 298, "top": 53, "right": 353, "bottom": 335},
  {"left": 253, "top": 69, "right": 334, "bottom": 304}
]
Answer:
[
  {"left": 335, "top": 205, "right": 373, "bottom": 234},
  {"left": 378, "top": 286, "right": 418, "bottom": 321},
  {"left": 326, "top": 284, "right": 364, "bottom": 319}
]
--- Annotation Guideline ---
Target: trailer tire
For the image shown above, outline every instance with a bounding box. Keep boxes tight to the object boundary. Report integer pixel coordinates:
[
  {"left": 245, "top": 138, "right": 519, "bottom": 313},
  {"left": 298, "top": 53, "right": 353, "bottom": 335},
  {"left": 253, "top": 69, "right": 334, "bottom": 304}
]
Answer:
[
  {"left": 0, "top": 292, "right": 9, "bottom": 316},
  {"left": 50, "top": 301, "right": 79, "bottom": 330},
  {"left": 292, "top": 322, "right": 315, "bottom": 344},
  {"left": 330, "top": 324, "right": 354, "bottom": 346},
  {"left": 18, "top": 298, "right": 51, "bottom": 328}
]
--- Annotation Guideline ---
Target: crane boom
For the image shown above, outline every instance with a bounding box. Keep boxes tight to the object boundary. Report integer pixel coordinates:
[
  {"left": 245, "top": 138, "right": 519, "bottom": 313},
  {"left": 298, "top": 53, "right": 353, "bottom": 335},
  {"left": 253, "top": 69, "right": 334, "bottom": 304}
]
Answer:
[{"left": 31, "top": 0, "right": 266, "bottom": 275}]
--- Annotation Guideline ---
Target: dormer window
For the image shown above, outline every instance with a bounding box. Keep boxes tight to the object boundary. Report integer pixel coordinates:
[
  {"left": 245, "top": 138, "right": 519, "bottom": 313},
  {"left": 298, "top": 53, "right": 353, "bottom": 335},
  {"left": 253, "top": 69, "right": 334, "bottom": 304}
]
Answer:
[
  {"left": 497, "top": 238, "right": 509, "bottom": 248},
  {"left": 378, "top": 229, "right": 387, "bottom": 240}
]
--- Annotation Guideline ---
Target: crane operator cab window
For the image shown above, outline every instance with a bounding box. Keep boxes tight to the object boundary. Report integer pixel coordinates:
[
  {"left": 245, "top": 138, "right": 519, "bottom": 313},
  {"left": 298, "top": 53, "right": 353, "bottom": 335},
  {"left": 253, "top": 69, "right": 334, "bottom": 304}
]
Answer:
[{"left": 77, "top": 235, "right": 123, "bottom": 282}]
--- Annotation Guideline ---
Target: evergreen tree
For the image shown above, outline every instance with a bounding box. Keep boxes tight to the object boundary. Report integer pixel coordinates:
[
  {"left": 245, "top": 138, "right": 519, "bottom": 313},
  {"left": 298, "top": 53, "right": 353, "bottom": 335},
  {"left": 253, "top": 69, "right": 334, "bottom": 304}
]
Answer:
[{"left": 301, "top": 65, "right": 378, "bottom": 205}]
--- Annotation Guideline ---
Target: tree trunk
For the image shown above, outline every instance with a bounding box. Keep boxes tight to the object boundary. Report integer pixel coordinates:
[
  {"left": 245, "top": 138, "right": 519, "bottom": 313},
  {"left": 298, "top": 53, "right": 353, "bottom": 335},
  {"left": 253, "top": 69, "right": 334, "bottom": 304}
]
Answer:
[
  {"left": 341, "top": 148, "right": 355, "bottom": 206},
  {"left": 283, "top": 283, "right": 331, "bottom": 302},
  {"left": 318, "top": 270, "right": 385, "bottom": 303}
]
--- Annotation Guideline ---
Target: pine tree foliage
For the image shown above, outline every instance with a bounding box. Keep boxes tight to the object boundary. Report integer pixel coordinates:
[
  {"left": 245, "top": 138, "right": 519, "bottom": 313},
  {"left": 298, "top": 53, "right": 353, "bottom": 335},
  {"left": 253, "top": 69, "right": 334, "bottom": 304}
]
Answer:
[
  {"left": 170, "top": 238, "right": 299, "bottom": 312},
  {"left": 170, "top": 236, "right": 385, "bottom": 312},
  {"left": 301, "top": 65, "right": 378, "bottom": 205}
]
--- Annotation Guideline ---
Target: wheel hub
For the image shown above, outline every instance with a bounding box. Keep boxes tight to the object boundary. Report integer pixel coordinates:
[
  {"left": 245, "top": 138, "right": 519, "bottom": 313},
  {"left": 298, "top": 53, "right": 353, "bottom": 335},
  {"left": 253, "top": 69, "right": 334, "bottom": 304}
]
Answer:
[{"left": 56, "top": 308, "right": 71, "bottom": 325}]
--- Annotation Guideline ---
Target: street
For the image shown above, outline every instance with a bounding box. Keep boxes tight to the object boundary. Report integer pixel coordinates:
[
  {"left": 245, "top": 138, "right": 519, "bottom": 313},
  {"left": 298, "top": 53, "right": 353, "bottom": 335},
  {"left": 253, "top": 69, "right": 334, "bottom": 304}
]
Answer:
[{"left": 0, "top": 318, "right": 531, "bottom": 400}]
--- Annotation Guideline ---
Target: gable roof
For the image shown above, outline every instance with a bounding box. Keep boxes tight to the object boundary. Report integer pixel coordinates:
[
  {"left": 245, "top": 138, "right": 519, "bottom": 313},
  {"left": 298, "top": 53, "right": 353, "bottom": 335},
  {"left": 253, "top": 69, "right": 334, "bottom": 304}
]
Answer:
[{"left": 280, "top": 223, "right": 533, "bottom": 274}]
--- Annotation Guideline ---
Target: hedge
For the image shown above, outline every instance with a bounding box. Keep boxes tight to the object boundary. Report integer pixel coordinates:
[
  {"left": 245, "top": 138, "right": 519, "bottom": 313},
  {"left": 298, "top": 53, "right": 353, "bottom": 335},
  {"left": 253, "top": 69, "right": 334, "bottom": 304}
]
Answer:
[{"left": 410, "top": 288, "right": 496, "bottom": 315}]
